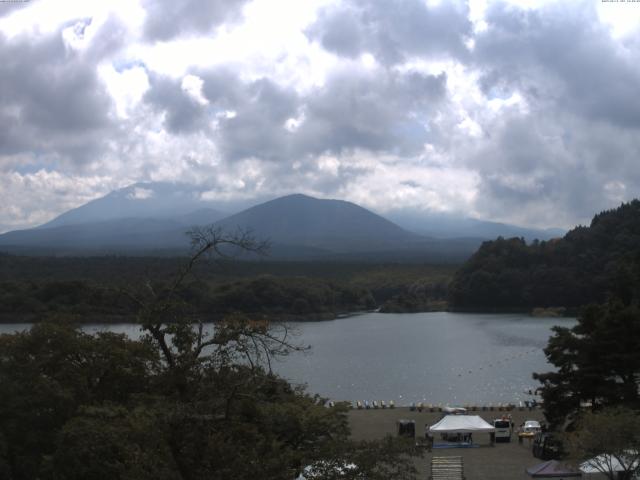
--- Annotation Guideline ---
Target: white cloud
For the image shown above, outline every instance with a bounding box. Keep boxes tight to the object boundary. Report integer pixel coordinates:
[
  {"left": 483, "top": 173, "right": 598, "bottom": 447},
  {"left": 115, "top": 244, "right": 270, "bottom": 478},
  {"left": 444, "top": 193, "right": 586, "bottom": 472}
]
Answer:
[
  {"left": 0, "top": 170, "right": 117, "bottom": 232},
  {"left": 1, "top": 0, "right": 640, "bottom": 232}
]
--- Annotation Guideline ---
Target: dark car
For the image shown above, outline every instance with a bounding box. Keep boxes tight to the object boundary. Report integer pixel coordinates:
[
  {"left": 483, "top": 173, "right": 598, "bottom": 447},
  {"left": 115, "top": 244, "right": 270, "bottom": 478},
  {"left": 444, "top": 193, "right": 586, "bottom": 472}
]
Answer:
[{"left": 532, "top": 432, "right": 565, "bottom": 460}]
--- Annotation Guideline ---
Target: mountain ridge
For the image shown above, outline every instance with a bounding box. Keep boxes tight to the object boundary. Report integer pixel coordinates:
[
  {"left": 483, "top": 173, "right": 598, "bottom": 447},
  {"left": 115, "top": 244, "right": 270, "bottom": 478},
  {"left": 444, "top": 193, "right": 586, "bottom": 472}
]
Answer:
[{"left": 0, "top": 183, "right": 566, "bottom": 261}]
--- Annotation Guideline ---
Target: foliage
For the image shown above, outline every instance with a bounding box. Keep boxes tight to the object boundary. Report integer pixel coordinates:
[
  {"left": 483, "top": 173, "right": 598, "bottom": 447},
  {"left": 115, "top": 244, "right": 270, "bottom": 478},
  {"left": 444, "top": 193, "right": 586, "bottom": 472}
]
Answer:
[
  {"left": 449, "top": 200, "right": 640, "bottom": 311},
  {"left": 533, "top": 302, "right": 640, "bottom": 428},
  {"left": 379, "top": 279, "right": 448, "bottom": 313},
  {"left": 0, "top": 257, "right": 457, "bottom": 320},
  {"left": 566, "top": 407, "right": 640, "bottom": 480},
  {"left": 207, "top": 275, "right": 376, "bottom": 318},
  {"left": 0, "top": 227, "right": 421, "bottom": 479},
  {"left": 0, "top": 322, "right": 158, "bottom": 479}
]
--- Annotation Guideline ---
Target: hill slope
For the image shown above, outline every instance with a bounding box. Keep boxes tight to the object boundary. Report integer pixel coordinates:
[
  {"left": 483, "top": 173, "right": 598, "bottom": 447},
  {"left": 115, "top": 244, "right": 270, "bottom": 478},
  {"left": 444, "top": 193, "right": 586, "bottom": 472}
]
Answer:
[
  {"left": 216, "top": 194, "right": 420, "bottom": 253},
  {"left": 40, "top": 182, "right": 224, "bottom": 229},
  {"left": 449, "top": 200, "right": 640, "bottom": 311},
  {"left": 387, "top": 210, "right": 564, "bottom": 242},
  {"left": 0, "top": 184, "right": 556, "bottom": 262}
]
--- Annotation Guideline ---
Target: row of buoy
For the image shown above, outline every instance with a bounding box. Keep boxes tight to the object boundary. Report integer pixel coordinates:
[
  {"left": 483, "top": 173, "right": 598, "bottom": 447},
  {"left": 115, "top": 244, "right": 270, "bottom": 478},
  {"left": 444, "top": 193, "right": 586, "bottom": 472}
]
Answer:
[
  {"left": 332, "top": 400, "right": 540, "bottom": 411},
  {"left": 454, "top": 348, "right": 541, "bottom": 377},
  {"left": 355, "top": 400, "right": 395, "bottom": 409}
]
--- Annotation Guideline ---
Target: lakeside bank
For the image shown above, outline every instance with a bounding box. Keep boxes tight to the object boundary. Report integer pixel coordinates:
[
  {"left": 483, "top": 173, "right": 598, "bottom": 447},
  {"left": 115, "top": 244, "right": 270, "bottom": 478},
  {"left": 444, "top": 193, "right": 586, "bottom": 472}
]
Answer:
[{"left": 348, "top": 407, "right": 547, "bottom": 480}]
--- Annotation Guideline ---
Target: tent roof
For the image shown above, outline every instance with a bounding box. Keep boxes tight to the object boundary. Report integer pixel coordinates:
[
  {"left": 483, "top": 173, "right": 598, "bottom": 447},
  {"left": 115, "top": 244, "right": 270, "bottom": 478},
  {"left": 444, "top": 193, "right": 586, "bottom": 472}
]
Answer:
[
  {"left": 580, "top": 453, "right": 639, "bottom": 474},
  {"left": 526, "top": 460, "right": 581, "bottom": 477},
  {"left": 429, "top": 415, "right": 496, "bottom": 433}
]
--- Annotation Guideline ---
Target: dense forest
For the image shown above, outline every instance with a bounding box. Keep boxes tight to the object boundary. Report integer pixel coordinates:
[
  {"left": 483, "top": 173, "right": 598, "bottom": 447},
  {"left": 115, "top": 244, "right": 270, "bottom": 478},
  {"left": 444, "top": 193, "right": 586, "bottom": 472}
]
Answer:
[
  {"left": 449, "top": 200, "right": 640, "bottom": 312},
  {"left": 0, "top": 276, "right": 374, "bottom": 322},
  {"left": 0, "top": 254, "right": 456, "bottom": 321}
]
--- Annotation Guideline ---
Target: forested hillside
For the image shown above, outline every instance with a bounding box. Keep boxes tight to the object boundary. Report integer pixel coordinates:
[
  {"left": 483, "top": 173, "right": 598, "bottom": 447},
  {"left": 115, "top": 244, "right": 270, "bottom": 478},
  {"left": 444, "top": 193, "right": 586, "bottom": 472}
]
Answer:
[
  {"left": 0, "top": 255, "right": 455, "bottom": 321},
  {"left": 449, "top": 200, "right": 640, "bottom": 311}
]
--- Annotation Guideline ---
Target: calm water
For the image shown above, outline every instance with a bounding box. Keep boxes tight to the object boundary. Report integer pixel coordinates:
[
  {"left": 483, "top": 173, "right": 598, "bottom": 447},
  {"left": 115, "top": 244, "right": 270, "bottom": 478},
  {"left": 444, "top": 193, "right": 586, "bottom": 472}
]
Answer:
[{"left": 0, "top": 312, "right": 573, "bottom": 405}]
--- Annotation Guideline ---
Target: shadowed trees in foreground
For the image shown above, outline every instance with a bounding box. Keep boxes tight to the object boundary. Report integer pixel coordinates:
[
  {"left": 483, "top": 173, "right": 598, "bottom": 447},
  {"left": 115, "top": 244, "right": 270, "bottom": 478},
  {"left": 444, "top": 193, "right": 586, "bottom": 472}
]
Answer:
[{"left": 0, "top": 228, "right": 421, "bottom": 480}]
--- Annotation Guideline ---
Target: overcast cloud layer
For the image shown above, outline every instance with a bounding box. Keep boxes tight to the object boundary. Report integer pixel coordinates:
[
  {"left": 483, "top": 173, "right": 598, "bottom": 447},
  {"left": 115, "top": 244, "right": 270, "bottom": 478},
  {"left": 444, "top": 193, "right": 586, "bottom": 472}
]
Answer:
[{"left": 0, "top": 0, "right": 639, "bottom": 232}]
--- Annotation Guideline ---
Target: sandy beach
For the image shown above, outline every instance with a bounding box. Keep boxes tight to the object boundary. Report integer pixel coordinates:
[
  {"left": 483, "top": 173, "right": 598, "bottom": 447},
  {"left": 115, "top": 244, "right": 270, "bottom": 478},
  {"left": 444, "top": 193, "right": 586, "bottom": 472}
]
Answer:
[{"left": 348, "top": 406, "right": 548, "bottom": 480}]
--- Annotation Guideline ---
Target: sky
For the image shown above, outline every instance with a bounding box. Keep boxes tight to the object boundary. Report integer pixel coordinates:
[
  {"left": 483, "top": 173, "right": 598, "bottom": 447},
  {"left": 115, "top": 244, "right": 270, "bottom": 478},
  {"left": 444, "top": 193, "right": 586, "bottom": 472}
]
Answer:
[{"left": 0, "top": 0, "right": 639, "bottom": 233}]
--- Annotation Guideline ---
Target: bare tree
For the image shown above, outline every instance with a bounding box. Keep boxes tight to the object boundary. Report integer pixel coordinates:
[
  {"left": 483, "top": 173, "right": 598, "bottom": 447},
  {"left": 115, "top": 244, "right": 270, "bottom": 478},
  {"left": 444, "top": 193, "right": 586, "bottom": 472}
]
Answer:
[
  {"left": 567, "top": 407, "right": 640, "bottom": 480},
  {"left": 123, "top": 226, "right": 305, "bottom": 396}
]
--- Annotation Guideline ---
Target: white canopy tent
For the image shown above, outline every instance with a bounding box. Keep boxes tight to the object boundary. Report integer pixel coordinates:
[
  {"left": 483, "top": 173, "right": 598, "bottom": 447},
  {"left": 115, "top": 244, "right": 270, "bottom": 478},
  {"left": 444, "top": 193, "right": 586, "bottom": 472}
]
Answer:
[{"left": 429, "top": 415, "right": 496, "bottom": 434}]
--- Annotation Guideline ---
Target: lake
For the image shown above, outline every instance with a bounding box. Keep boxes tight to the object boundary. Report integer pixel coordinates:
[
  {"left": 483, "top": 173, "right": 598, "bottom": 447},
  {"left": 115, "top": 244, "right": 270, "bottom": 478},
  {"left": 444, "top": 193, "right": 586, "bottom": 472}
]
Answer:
[{"left": 0, "top": 312, "right": 573, "bottom": 405}]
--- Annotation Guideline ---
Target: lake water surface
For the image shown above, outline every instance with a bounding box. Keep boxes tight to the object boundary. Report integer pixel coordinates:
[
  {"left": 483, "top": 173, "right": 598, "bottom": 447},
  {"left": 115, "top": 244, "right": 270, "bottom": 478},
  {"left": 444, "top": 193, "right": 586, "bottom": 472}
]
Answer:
[{"left": 0, "top": 312, "right": 573, "bottom": 405}]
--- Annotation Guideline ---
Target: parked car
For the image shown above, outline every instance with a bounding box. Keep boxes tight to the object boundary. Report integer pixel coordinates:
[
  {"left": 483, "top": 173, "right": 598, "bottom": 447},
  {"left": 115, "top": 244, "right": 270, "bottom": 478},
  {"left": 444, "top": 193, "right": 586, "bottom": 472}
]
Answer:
[{"left": 523, "top": 420, "right": 542, "bottom": 434}]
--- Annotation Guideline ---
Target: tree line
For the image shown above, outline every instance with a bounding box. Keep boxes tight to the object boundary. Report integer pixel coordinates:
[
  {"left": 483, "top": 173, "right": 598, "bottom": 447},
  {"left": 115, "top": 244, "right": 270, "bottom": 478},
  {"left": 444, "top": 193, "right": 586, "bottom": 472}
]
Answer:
[
  {"left": 0, "top": 276, "right": 376, "bottom": 322},
  {"left": 449, "top": 200, "right": 640, "bottom": 311}
]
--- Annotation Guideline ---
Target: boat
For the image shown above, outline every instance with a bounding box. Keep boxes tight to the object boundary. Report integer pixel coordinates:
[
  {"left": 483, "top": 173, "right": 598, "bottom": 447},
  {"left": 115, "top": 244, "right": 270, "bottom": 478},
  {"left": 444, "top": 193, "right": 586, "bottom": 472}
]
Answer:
[{"left": 443, "top": 405, "right": 467, "bottom": 415}]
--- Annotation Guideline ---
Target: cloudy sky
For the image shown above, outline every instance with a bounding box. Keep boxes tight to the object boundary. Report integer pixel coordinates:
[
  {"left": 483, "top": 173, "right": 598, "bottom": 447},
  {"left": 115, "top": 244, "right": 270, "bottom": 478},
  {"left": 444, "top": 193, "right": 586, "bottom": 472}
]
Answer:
[{"left": 1, "top": 0, "right": 639, "bottom": 232}]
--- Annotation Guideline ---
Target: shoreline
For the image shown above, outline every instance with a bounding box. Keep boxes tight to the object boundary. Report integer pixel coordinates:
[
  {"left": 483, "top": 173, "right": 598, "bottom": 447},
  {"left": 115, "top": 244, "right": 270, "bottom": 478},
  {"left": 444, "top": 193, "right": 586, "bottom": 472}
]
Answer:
[{"left": 0, "top": 308, "right": 577, "bottom": 325}]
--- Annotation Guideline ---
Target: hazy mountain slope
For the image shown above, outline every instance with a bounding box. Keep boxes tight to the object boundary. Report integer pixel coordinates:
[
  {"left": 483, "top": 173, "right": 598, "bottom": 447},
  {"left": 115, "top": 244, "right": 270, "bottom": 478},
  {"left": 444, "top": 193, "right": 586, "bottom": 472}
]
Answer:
[
  {"left": 40, "top": 182, "right": 225, "bottom": 229},
  {"left": 215, "top": 194, "right": 420, "bottom": 253},
  {"left": 386, "top": 210, "right": 564, "bottom": 241},
  {"left": 0, "top": 185, "right": 560, "bottom": 261},
  {"left": 0, "top": 218, "right": 189, "bottom": 250}
]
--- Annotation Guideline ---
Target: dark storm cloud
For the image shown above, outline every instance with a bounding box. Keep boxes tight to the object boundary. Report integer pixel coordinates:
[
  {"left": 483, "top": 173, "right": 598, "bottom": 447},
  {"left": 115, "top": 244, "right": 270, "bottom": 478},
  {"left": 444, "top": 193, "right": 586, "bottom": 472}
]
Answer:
[
  {"left": 465, "top": 103, "right": 640, "bottom": 227},
  {"left": 306, "top": 0, "right": 472, "bottom": 64},
  {"left": 213, "top": 78, "right": 300, "bottom": 161},
  {"left": 0, "top": 28, "right": 114, "bottom": 165},
  {"left": 144, "top": 74, "right": 209, "bottom": 134},
  {"left": 217, "top": 67, "right": 447, "bottom": 161},
  {"left": 443, "top": 1, "right": 640, "bottom": 226},
  {"left": 474, "top": 1, "right": 640, "bottom": 128},
  {"left": 294, "top": 68, "right": 447, "bottom": 156},
  {"left": 143, "top": 66, "right": 447, "bottom": 166},
  {"left": 142, "top": 0, "right": 251, "bottom": 42}
]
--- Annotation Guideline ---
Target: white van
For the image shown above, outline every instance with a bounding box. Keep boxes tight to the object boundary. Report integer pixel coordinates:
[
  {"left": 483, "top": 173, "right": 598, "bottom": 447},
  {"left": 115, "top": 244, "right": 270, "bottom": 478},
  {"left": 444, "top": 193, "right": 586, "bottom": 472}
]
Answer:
[{"left": 493, "top": 418, "right": 512, "bottom": 442}]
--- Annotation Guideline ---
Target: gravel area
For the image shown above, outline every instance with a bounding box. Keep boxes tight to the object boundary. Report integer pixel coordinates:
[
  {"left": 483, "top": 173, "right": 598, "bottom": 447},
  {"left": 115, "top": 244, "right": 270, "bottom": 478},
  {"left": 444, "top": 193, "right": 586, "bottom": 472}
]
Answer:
[{"left": 348, "top": 406, "right": 549, "bottom": 480}]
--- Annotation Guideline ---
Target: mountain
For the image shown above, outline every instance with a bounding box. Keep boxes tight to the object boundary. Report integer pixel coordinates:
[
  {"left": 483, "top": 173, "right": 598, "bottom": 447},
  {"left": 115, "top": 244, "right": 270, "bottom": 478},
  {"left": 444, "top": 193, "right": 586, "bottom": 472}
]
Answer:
[
  {"left": 40, "top": 182, "right": 225, "bottom": 229},
  {"left": 0, "top": 191, "right": 480, "bottom": 261},
  {"left": 0, "top": 218, "right": 189, "bottom": 253},
  {"left": 386, "top": 210, "right": 564, "bottom": 242},
  {"left": 0, "top": 183, "right": 563, "bottom": 261},
  {"left": 215, "top": 194, "right": 420, "bottom": 253}
]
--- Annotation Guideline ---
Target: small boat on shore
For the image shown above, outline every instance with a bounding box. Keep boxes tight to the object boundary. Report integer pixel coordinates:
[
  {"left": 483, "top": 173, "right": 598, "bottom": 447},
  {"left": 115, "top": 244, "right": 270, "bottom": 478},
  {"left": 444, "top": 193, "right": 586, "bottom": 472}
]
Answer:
[{"left": 443, "top": 405, "right": 467, "bottom": 415}]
